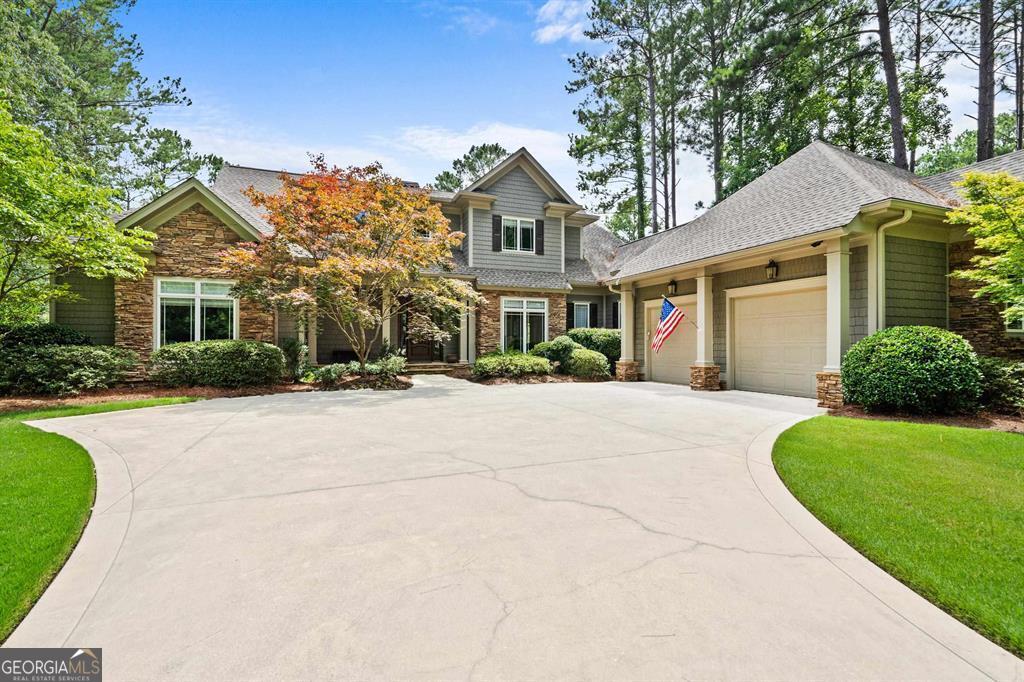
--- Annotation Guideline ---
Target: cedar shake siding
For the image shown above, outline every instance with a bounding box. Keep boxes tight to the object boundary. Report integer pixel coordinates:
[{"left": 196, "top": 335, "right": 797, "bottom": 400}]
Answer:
[
  {"left": 55, "top": 273, "right": 115, "bottom": 344},
  {"left": 470, "top": 167, "right": 563, "bottom": 272},
  {"left": 885, "top": 236, "right": 947, "bottom": 328},
  {"left": 114, "top": 204, "right": 274, "bottom": 366},
  {"left": 849, "top": 245, "right": 868, "bottom": 343},
  {"left": 476, "top": 289, "right": 567, "bottom": 355},
  {"left": 949, "top": 240, "right": 1024, "bottom": 359}
]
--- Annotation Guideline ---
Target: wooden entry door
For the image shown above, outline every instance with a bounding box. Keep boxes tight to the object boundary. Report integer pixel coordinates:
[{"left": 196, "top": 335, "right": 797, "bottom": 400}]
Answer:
[{"left": 406, "top": 339, "right": 436, "bottom": 362}]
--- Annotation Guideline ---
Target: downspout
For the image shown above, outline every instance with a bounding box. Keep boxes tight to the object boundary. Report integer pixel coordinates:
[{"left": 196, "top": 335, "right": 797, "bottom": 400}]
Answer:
[{"left": 876, "top": 208, "right": 912, "bottom": 331}]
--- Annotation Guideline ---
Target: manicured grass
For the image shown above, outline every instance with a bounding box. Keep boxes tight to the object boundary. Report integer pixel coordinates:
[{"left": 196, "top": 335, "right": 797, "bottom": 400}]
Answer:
[
  {"left": 0, "top": 397, "right": 196, "bottom": 642},
  {"left": 773, "top": 416, "right": 1024, "bottom": 657}
]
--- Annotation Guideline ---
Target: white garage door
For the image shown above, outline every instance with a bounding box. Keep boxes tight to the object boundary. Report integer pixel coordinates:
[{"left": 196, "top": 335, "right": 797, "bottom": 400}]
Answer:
[
  {"left": 733, "top": 288, "right": 826, "bottom": 398},
  {"left": 646, "top": 300, "right": 697, "bottom": 384}
]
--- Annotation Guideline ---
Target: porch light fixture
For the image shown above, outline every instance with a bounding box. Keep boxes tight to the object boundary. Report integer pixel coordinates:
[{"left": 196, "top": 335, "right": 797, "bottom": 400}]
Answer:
[
  {"left": 667, "top": 280, "right": 677, "bottom": 295},
  {"left": 765, "top": 260, "right": 779, "bottom": 280}
]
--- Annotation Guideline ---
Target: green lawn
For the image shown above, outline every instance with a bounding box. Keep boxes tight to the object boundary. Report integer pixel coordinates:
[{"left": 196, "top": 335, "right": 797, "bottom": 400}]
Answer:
[
  {"left": 0, "top": 398, "right": 196, "bottom": 642},
  {"left": 773, "top": 416, "right": 1024, "bottom": 657}
]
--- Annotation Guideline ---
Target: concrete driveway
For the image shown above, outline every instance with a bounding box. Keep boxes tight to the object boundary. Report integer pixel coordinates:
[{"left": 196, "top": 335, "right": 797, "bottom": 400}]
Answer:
[{"left": 8, "top": 377, "right": 1021, "bottom": 680}]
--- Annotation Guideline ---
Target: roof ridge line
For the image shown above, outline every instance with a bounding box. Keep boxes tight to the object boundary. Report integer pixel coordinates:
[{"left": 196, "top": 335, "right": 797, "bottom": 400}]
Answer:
[{"left": 815, "top": 143, "right": 884, "bottom": 197}]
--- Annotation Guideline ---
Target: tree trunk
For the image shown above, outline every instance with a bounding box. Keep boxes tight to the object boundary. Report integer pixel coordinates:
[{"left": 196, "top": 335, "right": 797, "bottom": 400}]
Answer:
[
  {"left": 978, "top": 0, "right": 996, "bottom": 161},
  {"left": 875, "top": 0, "right": 909, "bottom": 169},
  {"left": 632, "top": 107, "right": 647, "bottom": 241},
  {"left": 1016, "top": 3, "right": 1024, "bottom": 150},
  {"left": 670, "top": 106, "right": 677, "bottom": 227},
  {"left": 712, "top": 85, "right": 724, "bottom": 203},
  {"left": 646, "top": 57, "right": 659, "bottom": 233}
]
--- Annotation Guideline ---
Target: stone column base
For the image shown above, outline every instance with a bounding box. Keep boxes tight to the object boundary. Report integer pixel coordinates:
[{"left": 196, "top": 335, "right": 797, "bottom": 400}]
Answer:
[
  {"left": 816, "top": 371, "right": 843, "bottom": 409},
  {"left": 615, "top": 360, "right": 639, "bottom": 382},
  {"left": 689, "top": 364, "right": 721, "bottom": 390}
]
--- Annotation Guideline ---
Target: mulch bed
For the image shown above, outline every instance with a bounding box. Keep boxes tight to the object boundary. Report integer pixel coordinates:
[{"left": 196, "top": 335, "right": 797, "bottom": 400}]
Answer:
[
  {"left": 321, "top": 375, "right": 413, "bottom": 391},
  {"left": 831, "top": 404, "right": 1024, "bottom": 434},
  {"left": 468, "top": 374, "right": 611, "bottom": 386},
  {"left": 0, "top": 382, "right": 314, "bottom": 415}
]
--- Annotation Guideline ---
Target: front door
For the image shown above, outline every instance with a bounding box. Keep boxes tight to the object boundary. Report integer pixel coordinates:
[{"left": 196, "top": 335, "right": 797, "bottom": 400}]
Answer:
[{"left": 406, "top": 338, "right": 436, "bottom": 362}]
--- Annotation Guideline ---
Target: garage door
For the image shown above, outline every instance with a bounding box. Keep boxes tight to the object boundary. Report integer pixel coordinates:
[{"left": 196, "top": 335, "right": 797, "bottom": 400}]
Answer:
[
  {"left": 733, "top": 288, "right": 825, "bottom": 398},
  {"left": 646, "top": 300, "right": 697, "bottom": 384}
]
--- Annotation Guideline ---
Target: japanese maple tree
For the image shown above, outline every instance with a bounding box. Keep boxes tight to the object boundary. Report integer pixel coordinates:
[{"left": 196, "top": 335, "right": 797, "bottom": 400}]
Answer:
[{"left": 220, "top": 157, "right": 479, "bottom": 370}]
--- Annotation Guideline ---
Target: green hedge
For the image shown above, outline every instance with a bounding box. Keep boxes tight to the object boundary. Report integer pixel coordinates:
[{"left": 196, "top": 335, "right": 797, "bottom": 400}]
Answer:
[
  {"left": 0, "top": 323, "right": 92, "bottom": 348},
  {"left": 566, "top": 327, "right": 621, "bottom": 362},
  {"left": 0, "top": 345, "right": 136, "bottom": 396},
  {"left": 529, "top": 335, "right": 582, "bottom": 370},
  {"left": 311, "top": 356, "right": 407, "bottom": 387},
  {"left": 473, "top": 351, "right": 552, "bottom": 378},
  {"left": 978, "top": 356, "right": 1024, "bottom": 415},
  {"left": 566, "top": 347, "right": 610, "bottom": 378},
  {"left": 149, "top": 340, "right": 285, "bottom": 387},
  {"left": 841, "top": 326, "right": 982, "bottom": 414}
]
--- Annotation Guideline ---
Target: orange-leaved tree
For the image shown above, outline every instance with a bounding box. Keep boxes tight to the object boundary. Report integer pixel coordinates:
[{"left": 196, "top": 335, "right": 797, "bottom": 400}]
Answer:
[{"left": 220, "top": 157, "right": 480, "bottom": 371}]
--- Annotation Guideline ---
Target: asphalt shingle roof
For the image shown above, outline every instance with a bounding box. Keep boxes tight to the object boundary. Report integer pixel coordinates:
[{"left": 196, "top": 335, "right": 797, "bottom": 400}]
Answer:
[
  {"left": 917, "top": 148, "right": 1024, "bottom": 200},
  {"left": 610, "top": 141, "right": 952, "bottom": 279}
]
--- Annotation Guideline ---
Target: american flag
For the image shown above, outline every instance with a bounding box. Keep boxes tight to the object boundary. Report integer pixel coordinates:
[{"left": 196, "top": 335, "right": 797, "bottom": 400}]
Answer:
[{"left": 651, "top": 298, "right": 685, "bottom": 353}]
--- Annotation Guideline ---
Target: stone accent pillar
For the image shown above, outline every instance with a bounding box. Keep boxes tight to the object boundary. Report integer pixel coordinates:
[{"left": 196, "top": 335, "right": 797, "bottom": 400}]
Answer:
[
  {"left": 689, "top": 364, "right": 721, "bottom": 390},
  {"left": 816, "top": 371, "right": 843, "bottom": 409},
  {"left": 615, "top": 360, "right": 639, "bottom": 382}
]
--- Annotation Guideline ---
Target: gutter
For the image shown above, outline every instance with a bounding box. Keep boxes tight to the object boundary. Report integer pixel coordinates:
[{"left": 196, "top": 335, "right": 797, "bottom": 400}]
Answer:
[{"left": 876, "top": 208, "right": 912, "bottom": 331}]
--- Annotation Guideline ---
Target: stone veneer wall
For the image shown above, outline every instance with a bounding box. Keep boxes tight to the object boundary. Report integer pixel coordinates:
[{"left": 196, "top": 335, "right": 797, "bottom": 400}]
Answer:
[
  {"left": 948, "top": 240, "right": 1024, "bottom": 359},
  {"left": 115, "top": 203, "right": 275, "bottom": 367},
  {"left": 476, "top": 289, "right": 567, "bottom": 355}
]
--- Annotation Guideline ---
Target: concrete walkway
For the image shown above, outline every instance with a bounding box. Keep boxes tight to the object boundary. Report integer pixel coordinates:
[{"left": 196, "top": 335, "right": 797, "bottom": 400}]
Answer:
[{"left": 8, "top": 377, "right": 1021, "bottom": 680}]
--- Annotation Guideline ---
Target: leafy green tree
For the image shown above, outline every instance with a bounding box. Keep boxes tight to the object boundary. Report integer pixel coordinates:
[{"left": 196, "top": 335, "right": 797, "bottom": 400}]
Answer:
[
  {"left": 606, "top": 195, "right": 649, "bottom": 241},
  {"left": 0, "top": 108, "right": 152, "bottom": 325},
  {"left": 114, "top": 128, "right": 224, "bottom": 210},
  {"left": 0, "top": 0, "right": 216, "bottom": 208},
  {"left": 433, "top": 143, "right": 508, "bottom": 191},
  {"left": 917, "top": 113, "right": 1018, "bottom": 175},
  {"left": 947, "top": 171, "right": 1024, "bottom": 325}
]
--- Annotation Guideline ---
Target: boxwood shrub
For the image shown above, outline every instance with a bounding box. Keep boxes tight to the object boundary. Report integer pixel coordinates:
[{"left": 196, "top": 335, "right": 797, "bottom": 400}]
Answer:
[
  {"left": 0, "top": 323, "right": 92, "bottom": 348},
  {"left": 0, "top": 345, "right": 137, "bottom": 396},
  {"left": 978, "top": 356, "right": 1024, "bottom": 415},
  {"left": 149, "top": 340, "right": 285, "bottom": 387},
  {"left": 529, "top": 335, "right": 581, "bottom": 370},
  {"left": 566, "top": 327, "right": 621, "bottom": 362},
  {"left": 566, "top": 347, "right": 610, "bottom": 378},
  {"left": 473, "top": 351, "right": 552, "bottom": 378},
  {"left": 841, "top": 326, "right": 982, "bottom": 414}
]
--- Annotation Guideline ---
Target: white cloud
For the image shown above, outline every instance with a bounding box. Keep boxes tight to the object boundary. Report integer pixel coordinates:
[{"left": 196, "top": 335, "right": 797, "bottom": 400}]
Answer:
[{"left": 534, "top": 0, "right": 590, "bottom": 44}]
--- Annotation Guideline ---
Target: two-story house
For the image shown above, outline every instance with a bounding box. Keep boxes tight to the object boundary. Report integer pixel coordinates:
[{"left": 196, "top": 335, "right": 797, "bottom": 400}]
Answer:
[{"left": 52, "top": 148, "right": 623, "bottom": 369}]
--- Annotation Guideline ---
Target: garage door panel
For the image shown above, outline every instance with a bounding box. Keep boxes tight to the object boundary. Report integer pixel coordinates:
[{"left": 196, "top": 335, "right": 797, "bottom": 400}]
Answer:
[
  {"left": 733, "top": 288, "right": 825, "bottom": 399},
  {"left": 647, "top": 302, "right": 697, "bottom": 385}
]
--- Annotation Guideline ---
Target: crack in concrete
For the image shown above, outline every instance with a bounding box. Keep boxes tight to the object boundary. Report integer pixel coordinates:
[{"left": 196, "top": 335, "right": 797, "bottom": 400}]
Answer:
[{"left": 467, "top": 581, "right": 515, "bottom": 681}]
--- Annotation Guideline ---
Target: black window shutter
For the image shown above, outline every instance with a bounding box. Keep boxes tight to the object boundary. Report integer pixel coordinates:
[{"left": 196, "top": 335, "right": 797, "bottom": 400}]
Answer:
[
  {"left": 567, "top": 302, "right": 574, "bottom": 329},
  {"left": 491, "top": 214, "right": 502, "bottom": 251},
  {"left": 535, "top": 219, "right": 544, "bottom": 255},
  {"left": 589, "top": 303, "right": 599, "bottom": 328}
]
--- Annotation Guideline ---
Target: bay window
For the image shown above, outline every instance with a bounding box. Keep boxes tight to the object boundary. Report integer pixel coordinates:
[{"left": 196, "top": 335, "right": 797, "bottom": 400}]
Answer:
[
  {"left": 502, "top": 217, "right": 535, "bottom": 252},
  {"left": 502, "top": 298, "right": 547, "bottom": 352},
  {"left": 156, "top": 279, "right": 238, "bottom": 347}
]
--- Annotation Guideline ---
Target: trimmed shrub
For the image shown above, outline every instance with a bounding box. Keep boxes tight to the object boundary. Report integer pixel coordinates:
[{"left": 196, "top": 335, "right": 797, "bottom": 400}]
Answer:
[
  {"left": 530, "top": 335, "right": 581, "bottom": 370},
  {"left": 0, "top": 345, "right": 136, "bottom": 396},
  {"left": 566, "top": 347, "right": 610, "bottom": 378},
  {"left": 149, "top": 340, "right": 285, "bottom": 387},
  {"left": 841, "top": 326, "right": 982, "bottom": 414},
  {"left": 0, "top": 323, "right": 92, "bottom": 348},
  {"left": 566, "top": 327, "right": 621, "bottom": 362},
  {"left": 279, "top": 337, "right": 309, "bottom": 382},
  {"left": 311, "top": 363, "right": 351, "bottom": 388},
  {"left": 978, "top": 356, "right": 1024, "bottom": 415},
  {"left": 473, "top": 351, "right": 552, "bottom": 378}
]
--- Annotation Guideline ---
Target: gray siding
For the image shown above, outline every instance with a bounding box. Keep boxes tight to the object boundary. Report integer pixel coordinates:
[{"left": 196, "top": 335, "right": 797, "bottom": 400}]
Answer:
[
  {"left": 633, "top": 279, "right": 698, "bottom": 373},
  {"left": 885, "top": 236, "right": 947, "bottom": 327},
  {"left": 850, "top": 245, "right": 868, "bottom": 343},
  {"left": 54, "top": 273, "right": 115, "bottom": 344},
  {"left": 471, "top": 167, "right": 562, "bottom": 272},
  {"left": 564, "top": 225, "right": 581, "bottom": 259},
  {"left": 712, "top": 254, "right": 827, "bottom": 376}
]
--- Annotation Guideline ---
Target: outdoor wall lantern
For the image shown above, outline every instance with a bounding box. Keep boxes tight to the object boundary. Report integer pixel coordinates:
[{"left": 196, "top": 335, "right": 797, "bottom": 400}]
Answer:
[
  {"left": 667, "top": 280, "right": 677, "bottom": 295},
  {"left": 765, "top": 260, "right": 779, "bottom": 280}
]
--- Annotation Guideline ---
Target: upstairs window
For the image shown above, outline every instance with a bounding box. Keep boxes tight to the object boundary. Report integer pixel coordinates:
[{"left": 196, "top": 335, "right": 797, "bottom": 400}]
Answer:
[
  {"left": 156, "top": 279, "right": 238, "bottom": 347},
  {"left": 502, "top": 217, "right": 535, "bottom": 253}
]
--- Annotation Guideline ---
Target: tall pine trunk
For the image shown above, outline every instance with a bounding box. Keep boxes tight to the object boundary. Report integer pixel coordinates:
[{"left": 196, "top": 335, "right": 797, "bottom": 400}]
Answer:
[
  {"left": 978, "top": 0, "right": 996, "bottom": 161},
  {"left": 632, "top": 108, "right": 647, "bottom": 241},
  {"left": 1017, "top": 3, "right": 1024, "bottom": 150},
  {"left": 646, "top": 49, "right": 659, "bottom": 233},
  {"left": 876, "top": 0, "right": 909, "bottom": 169}
]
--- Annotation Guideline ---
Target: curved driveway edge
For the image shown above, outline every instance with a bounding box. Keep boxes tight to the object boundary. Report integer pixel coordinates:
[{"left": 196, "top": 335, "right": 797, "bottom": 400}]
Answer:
[{"left": 746, "top": 418, "right": 1024, "bottom": 681}]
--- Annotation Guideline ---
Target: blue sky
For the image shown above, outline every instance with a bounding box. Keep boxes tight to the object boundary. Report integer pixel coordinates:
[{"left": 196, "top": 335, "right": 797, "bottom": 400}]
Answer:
[{"left": 125, "top": 1, "right": 996, "bottom": 223}]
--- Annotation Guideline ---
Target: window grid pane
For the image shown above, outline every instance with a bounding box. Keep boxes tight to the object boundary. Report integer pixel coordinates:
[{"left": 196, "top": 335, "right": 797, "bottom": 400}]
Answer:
[
  {"left": 526, "top": 300, "right": 545, "bottom": 310},
  {"left": 160, "top": 298, "right": 195, "bottom": 345},
  {"left": 200, "top": 282, "right": 233, "bottom": 296},
  {"left": 160, "top": 281, "right": 196, "bottom": 295},
  {"left": 503, "top": 219, "right": 517, "bottom": 249},
  {"left": 201, "top": 299, "right": 234, "bottom": 340},
  {"left": 504, "top": 311, "right": 523, "bottom": 351},
  {"left": 574, "top": 304, "right": 589, "bottom": 328},
  {"left": 526, "top": 312, "right": 545, "bottom": 350},
  {"left": 519, "top": 220, "right": 534, "bottom": 251}
]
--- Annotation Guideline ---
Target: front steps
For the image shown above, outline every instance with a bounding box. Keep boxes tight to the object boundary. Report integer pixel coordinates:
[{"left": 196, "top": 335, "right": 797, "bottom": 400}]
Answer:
[{"left": 406, "top": 362, "right": 469, "bottom": 375}]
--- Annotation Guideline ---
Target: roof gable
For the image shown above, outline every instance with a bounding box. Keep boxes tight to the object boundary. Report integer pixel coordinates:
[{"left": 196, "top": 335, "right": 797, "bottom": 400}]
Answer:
[
  {"left": 464, "top": 148, "right": 575, "bottom": 203},
  {"left": 917, "top": 148, "right": 1024, "bottom": 199},
  {"left": 116, "top": 178, "right": 263, "bottom": 241}
]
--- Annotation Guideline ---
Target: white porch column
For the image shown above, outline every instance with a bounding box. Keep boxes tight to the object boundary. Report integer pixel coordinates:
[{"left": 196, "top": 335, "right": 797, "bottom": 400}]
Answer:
[
  {"left": 824, "top": 236, "right": 850, "bottom": 372},
  {"left": 458, "top": 303, "right": 470, "bottom": 363},
  {"left": 695, "top": 275, "right": 714, "bottom": 365},
  {"left": 865, "top": 232, "right": 879, "bottom": 335},
  {"left": 620, "top": 287, "right": 635, "bottom": 361},
  {"left": 467, "top": 305, "right": 477, "bottom": 363},
  {"left": 306, "top": 309, "right": 318, "bottom": 365}
]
